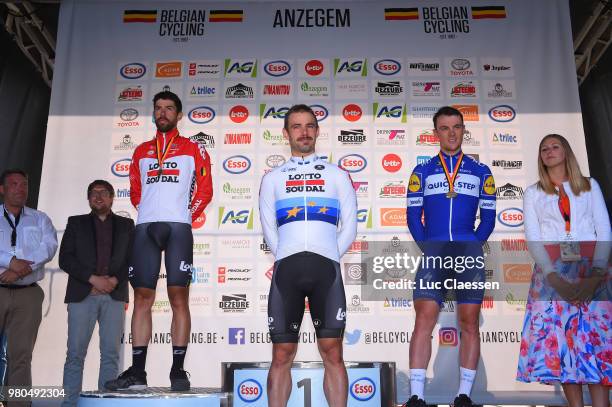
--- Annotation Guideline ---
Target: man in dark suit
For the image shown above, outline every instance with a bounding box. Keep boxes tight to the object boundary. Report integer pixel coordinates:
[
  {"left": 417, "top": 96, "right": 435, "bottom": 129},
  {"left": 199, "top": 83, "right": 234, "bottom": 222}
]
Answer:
[{"left": 59, "top": 180, "right": 134, "bottom": 407}]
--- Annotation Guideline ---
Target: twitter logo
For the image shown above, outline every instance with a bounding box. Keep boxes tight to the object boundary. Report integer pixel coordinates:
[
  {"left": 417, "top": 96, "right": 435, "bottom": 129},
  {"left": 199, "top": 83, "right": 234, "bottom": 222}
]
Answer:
[{"left": 344, "top": 329, "right": 362, "bottom": 345}]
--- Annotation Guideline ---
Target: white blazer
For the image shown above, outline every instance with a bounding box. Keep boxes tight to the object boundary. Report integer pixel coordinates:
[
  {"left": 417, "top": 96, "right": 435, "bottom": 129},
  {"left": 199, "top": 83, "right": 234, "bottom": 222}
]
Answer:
[{"left": 523, "top": 178, "right": 611, "bottom": 274}]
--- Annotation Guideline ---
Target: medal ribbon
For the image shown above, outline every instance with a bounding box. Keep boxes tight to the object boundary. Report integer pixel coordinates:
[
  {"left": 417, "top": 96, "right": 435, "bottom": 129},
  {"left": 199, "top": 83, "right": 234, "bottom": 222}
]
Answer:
[
  {"left": 438, "top": 152, "right": 464, "bottom": 195},
  {"left": 556, "top": 183, "right": 571, "bottom": 233},
  {"left": 156, "top": 130, "right": 179, "bottom": 176}
]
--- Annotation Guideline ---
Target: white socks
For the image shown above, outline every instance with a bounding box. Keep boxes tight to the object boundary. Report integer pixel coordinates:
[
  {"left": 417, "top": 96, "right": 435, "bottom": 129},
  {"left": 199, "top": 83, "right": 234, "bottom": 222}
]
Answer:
[
  {"left": 409, "top": 368, "right": 426, "bottom": 399},
  {"left": 457, "top": 367, "right": 476, "bottom": 396}
]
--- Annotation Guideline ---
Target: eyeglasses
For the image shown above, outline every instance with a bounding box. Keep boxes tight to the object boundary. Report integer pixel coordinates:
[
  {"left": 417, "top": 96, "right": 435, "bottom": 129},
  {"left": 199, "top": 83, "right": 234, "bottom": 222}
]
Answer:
[{"left": 89, "top": 190, "right": 112, "bottom": 198}]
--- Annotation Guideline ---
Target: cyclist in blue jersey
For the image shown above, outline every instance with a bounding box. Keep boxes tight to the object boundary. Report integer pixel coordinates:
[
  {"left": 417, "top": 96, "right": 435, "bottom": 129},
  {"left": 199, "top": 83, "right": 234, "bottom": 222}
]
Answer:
[
  {"left": 404, "top": 106, "right": 496, "bottom": 407},
  {"left": 259, "top": 104, "right": 357, "bottom": 407}
]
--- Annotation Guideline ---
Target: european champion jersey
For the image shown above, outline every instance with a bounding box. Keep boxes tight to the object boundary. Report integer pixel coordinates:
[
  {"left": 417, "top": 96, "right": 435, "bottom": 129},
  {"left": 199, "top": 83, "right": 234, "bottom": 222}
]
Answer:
[
  {"left": 259, "top": 153, "right": 357, "bottom": 263},
  {"left": 407, "top": 151, "right": 496, "bottom": 242}
]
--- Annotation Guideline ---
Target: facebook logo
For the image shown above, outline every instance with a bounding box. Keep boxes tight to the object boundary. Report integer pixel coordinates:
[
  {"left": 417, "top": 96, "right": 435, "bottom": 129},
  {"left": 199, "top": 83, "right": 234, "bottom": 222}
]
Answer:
[{"left": 229, "top": 327, "right": 246, "bottom": 345}]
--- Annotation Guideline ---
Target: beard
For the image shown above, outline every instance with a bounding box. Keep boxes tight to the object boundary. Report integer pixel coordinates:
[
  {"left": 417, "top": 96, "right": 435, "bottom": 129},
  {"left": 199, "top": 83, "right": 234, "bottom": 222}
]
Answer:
[{"left": 155, "top": 118, "right": 177, "bottom": 133}]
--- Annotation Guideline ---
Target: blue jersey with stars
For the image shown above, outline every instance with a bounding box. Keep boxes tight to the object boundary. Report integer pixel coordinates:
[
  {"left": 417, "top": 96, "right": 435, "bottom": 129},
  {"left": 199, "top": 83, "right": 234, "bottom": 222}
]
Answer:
[
  {"left": 259, "top": 153, "right": 357, "bottom": 262},
  {"left": 406, "top": 151, "right": 496, "bottom": 242}
]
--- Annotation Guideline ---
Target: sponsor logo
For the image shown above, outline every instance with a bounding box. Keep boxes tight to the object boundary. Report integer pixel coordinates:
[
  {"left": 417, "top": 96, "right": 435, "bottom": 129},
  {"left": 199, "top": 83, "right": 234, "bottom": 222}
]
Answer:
[
  {"left": 155, "top": 61, "right": 182, "bottom": 78},
  {"left": 264, "top": 60, "right": 291, "bottom": 77},
  {"left": 225, "top": 83, "right": 254, "bottom": 99},
  {"left": 374, "top": 81, "right": 403, "bottom": 97},
  {"left": 260, "top": 104, "right": 290, "bottom": 121},
  {"left": 501, "top": 238, "right": 528, "bottom": 252},
  {"left": 237, "top": 378, "right": 262, "bottom": 402},
  {"left": 229, "top": 105, "right": 249, "bottom": 123},
  {"left": 305, "top": 59, "right": 324, "bottom": 76},
  {"left": 218, "top": 207, "right": 254, "bottom": 228},
  {"left": 408, "top": 61, "right": 440, "bottom": 73},
  {"left": 192, "top": 213, "right": 206, "bottom": 229},
  {"left": 416, "top": 155, "right": 431, "bottom": 165},
  {"left": 353, "top": 181, "right": 369, "bottom": 198},
  {"left": 300, "top": 81, "right": 329, "bottom": 97},
  {"left": 461, "top": 129, "right": 480, "bottom": 146},
  {"left": 273, "top": 8, "right": 351, "bottom": 28},
  {"left": 488, "top": 105, "right": 516, "bottom": 122},
  {"left": 338, "top": 129, "right": 366, "bottom": 145},
  {"left": 118, "top": 86, "right": 143, "bottom": 102},
  {"left": 188, "top": 106, "right": 215, "bottom": 124},
  {"left": 310, "top": 104, "right": 329, "bottom": 122},
  {"left": 342, "top": 104, "right": 363, "bottom": 122},
  {"left": 261, "top": 129, "right": 287, "bottom": 146},
  {"left": 356, "top": 208, "right": 373, "bottom": 228},
  {"left": 119, "top": 108, "right": 139, "bottom": 123},
  {"left": 190, "top": 132, "right": 215, "bottom": 148},
  {"left": 113, "top": 134, "right": 138, "bottom": 151},
  {"left": 344, "top": 263, "right": 366, "bottom": 285},
  {"left": 412, "top": 81, "right": 441, "bottom": 97},
  {"left": 483, "top": 64, "right": 511, "bottom": 72},
  {"left": 225, "top": 59, "right": 257, "bottom": 78},
  {"left": 350, "top": 377, "right": 376, "bottom": 401},
  {"left": 228, "top": 327, "right": 246, "bottom": 345},
  {"left": 451, "top": 104, "right": 479, "bottom": 121},
  {"left": 492, "top": 159, "right": 522, "bottom": 170},
  {"left": 111, "top": 158, "right": 131, "bottom": 177},
  {"left": 449, "top": 58, "right": 474, "bottom": 76},
  {"left": 408, "top": 173, "right": 422, "bottom": 192},
  {"left": 223, "top": 155, "right": 251, "bottom": 174},
  {"left": 415, "top": 129, "right": 439, "bottom": 146},
  {"left": 189, "top": 84, "right": 217, "bottom": 97},
  {"left": 492, "top": 131, "right": 518, "bottom": 145},
  {"left": 450, "top": 81, "right": 477, "bottom": 97},
  {"left": 503, "top": 264, "right": 532, "bottom": 283},
  {"left": 411, "top": 105, "right": 439, "bottom": 120},
  {"left": 266, "top": 154, "right": 286, "bottom": 168},
  {"left": 224, "top": 132, "right": 252, "bottom": 145},
  {"left": 187, "top": 60, "right": 221, "bottom": 78},
  {"left": 338, "top": 154, "right": 367, "bottom": 172},
  {"left": 219, "top": 294, "right": 250, "bottom": 312},
  {"left": 334, "top": 58, "right": 367, "bottom": 77},
  {"left": 439, "top": 327, "right": 458, "bottom": 346},
  {"left": 157, "top": 9, "right": 206, "bottom": 41},
  {"left": 262, "top": 83, "right": 291, "bottom": 96},
  {"left": 422, "top": 6, "right": 470, "bottom": 35},
  {"left": 373, "top": 59, "right": 401, "bottom": 75},
  {"left": 379, "top": 180, "right": 407, "bottom": 198},
  {"left": 380, "top": 208, "right": 407, "bottom": 227},
  {"left": 376, "top": 129, "right": 407, "bottom": 145},
  {"left": 498, "top": 207, "right": 524, "bottom": 227},
  {"left": 373, "top": 103, "right": 407, "bottom": 122},
  {"left": 382, "top": 153, "right": 402, "bottom": 173},
  {"left": 119, "top": 63, "right": 146, "bottom": 79},
  {"left": 487, "top": 81, "right": 513, "bottom": 98},
  {"left": 483, "top": 175, "right": 496, "bottom": 195}
]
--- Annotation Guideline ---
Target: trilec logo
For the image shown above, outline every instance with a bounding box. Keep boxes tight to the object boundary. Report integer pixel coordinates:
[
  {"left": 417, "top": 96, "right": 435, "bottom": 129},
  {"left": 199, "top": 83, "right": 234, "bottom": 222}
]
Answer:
[
  {"left": 309, "top": 104, "right": 329, "bottom": 122},
  {"left": 343, "top": 104, "right": 363, "bottom": 122},
  {"left": 111, "top": 158, "right": 130, "bottom": 177},
  {"left": 229, "top": 105, "right": 249, "bottom": 123},
  {"left": 350, "top": 377, "right": 376, "bottom": 401},
  {"left": 237, "top": 378, "right": 263, "bottom": 403},
  {"left": 264, "top": 60, "right": 291, "bottom": 77},
  {"left": 223, "top": 155, "right": 251, "bottom": 174},
  {"left": 119, "top": 63, "right": 146, "bottom": 79},
  {"left": 338, "top": 154, "right": 367, "bottom": 173},
  {"left": 188, "top": 106, "right": 215, "bottom": 124},
  {"left": 488, "top": 105, "right": 516, "bottom": 122},
  {"left": 382, "top": 153, "right": 402, "bottom": 173},
  {"left": 305, "top": 59, "right": 324, "bottom": 76},
  {"left": 498, "top": 207, "right": 524, "bottom": 227},
  {"left": 374, "top": 59, "right": 401, "bottom": 75}
]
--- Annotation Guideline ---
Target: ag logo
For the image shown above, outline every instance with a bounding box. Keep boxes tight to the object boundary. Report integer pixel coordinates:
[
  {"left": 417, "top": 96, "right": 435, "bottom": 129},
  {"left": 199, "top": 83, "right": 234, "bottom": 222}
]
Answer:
[
  {"left": 483, "top": 175, "right": 495, "bottom": 195},
  {"left": 334, "top": 58, "right": 367, "bottom": 77},
  {"left": 218, "top": 207, "right": 254, "bottom": 229},
  {"left": 373, "top": 103, "right": 407, "bottom": 122},
  {"left": 260, "top": 104, "right": 289, "bottom": 121},
  {"left": 224, "top": 59, "right": 257, "bottom": 78},
  {"left": 350, "top": 377, "right": 376, "bottom": 402},
  {"left": 408, "top": 173, "right": 422, "bottom": 192},
  {"left": 237, "top": 379, "right": 263, "bottom": 403}
]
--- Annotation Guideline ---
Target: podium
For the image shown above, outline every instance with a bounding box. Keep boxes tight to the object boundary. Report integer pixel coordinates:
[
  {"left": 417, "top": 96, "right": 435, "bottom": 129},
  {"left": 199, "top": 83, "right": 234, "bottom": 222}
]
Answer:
[
  {"left": 222, "top": 361, "right": 396, "bottom": 407},
  {"left": 78, "top": 387, "right": 229, "bottom": 406}
]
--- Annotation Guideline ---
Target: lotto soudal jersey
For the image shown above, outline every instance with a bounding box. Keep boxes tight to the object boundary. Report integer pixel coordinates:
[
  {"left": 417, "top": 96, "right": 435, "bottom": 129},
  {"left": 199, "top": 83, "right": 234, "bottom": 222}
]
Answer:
[
  {"left": 259, "top": 153, "right": 357, "bottom": 263},
  {"left": 129, "top": 128, "right": 213, "bottom": 225},
  {"left": 407, "top": 151, "right": 496, "bottom": 241}
]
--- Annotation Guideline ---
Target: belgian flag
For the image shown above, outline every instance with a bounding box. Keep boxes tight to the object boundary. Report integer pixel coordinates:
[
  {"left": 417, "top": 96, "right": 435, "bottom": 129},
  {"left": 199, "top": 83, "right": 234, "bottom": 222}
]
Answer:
[
  {"left": 123, "top": 10, "right": 157, "bottom": 23},
  {"left": 209, "top": 10, "right": 244, "bottom": 22},
  {"left": 471, "top": 6, "right": 507, "bottom": 19},
  {"left": 384, "top": 8, "right": 419, "bottom": 21}
]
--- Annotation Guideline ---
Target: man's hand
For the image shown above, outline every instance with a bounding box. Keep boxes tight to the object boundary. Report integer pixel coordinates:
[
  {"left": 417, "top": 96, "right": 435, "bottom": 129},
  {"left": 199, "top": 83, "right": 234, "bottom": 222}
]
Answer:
[
  {"left": 88, "top": 275, "right": 115, "bottom": 294},
  {"left": 574, "top": 276, "right": 602, "bottom": 304},
  {"left": 0, "top": 270, "right": 20, "bottom": 284},
  {"left": 9, "top": 257, "right": 34, "bottom": 277},
  {"left": 107, "top": 276, "right": 119, "bottom": 290}
]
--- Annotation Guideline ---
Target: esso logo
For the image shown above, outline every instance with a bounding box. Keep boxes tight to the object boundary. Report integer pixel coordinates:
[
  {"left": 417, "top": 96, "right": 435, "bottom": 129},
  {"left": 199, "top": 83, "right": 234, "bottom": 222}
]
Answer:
[
  {"left": 119, "top": 63, "right": 146, "bottom": 79},
  {"left": 223, "top": 155, "right": 251, "bottom": 174},
  {"left": 264, "top": 60, "right": 291, "bottom": 77},
  {"left": 237, "top": 379, "right": 263, "bottom": 403},
  {"left": 382, "top": 154, "right": 402, "bottom": 173},
  {"left": 188, "top": 106, "right": 215, "bottom": 124},
  {"left": 111, "top": 158, "right": 131, "bottom": 177},
  {"left": 229, "top": 105, "right": 249, "bottom": 123},
  {"left": 488, "top": 105, "right": 516, "bottom": 122},
  {"left": 305, "top": 59, "right": 324, "bottom": 76},
  {"left": 343, "top": 104, "right": 363, "bottom": 122},
  {"left": 192, "top": 213, "right": 206, "bottom": 229},
  {"left": 309, "top": 104, "right": 328, "bottom": 122},
  {"left": 350, "top": 377, "right": 376, "bottom": 401},
  {"left": 374, "top": 59, "right": 401, "bottom": 75},
  {"left": 498, "top": 207, "right": 524, "bottom": 227},
  {"left": 338, "top": 154, "right": 367, "bottom": 173}
]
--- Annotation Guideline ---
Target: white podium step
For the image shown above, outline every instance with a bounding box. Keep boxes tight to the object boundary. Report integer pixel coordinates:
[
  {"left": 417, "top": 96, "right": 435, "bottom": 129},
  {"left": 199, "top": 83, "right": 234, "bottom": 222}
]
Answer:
[{"left": 79, "top": 387, "right": 229, "bottom": 406}]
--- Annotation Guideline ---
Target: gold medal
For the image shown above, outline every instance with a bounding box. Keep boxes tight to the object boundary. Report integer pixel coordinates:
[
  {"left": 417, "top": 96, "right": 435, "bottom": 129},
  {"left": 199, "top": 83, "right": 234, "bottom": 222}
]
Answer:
[
  {"left": 157, "top": 168, "right": 163, "bottom": 177},
  {"left": 438, "top": 151, "right": 464, "bottom": 199},
  {"left": 156, "top": 130, "right": 179, "bottom": 178}
]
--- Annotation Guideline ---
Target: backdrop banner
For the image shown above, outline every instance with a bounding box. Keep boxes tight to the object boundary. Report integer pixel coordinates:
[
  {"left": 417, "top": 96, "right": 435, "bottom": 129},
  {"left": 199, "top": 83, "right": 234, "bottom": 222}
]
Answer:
[{"left": 37, "top": 0, "right": 587, "bottom": 402}]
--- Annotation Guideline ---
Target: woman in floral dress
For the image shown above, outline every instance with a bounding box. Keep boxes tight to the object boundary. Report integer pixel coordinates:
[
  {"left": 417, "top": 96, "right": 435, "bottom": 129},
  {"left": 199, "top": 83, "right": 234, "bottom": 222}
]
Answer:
[{"left": 517, "top": 134, "right": 611, "bottom": 407}]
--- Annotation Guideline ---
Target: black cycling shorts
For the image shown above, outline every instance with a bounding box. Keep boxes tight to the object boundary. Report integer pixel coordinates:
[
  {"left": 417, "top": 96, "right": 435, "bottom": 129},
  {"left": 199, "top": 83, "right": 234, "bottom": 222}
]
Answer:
[
  {"left": 267, "top": 251, "right": 346, "bottom": 343},
  {"left": 129, "top": 222, "right": 193, "bottom": 289}
]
